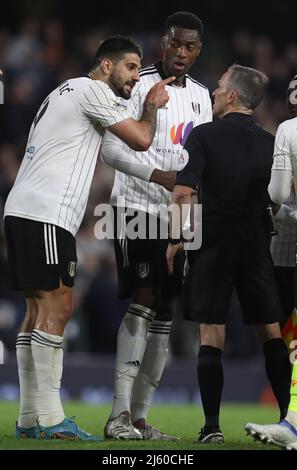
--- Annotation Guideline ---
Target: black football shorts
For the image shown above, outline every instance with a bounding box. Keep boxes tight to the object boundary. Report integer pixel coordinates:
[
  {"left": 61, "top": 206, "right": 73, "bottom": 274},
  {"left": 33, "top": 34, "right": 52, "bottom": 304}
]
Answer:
[
  {"left": 183, "top": 219, "right": 282, "bottom": 325},
  {"left": 112, "top": 206, "right": 184, "bottom": 299},
  {"left": 4, "top": 216, "right": 77, "bottom": 290}
]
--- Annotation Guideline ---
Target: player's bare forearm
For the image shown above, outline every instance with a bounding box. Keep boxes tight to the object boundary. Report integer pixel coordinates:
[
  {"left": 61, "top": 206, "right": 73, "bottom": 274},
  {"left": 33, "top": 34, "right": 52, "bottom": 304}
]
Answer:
[
  {"left": 139, "top": 101, "right": 158, "bottom": 142},
  {"left": 169, "top": 185, "right": 192, "bottom": 239},
  {"left": 150, "top": 169, "right": 177, "bottom": 192}
]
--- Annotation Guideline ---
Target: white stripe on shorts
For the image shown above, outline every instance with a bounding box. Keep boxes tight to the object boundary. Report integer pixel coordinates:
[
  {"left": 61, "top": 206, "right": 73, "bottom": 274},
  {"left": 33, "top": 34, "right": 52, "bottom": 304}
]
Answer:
[{"left": 44, "top": 224, "right": 58, "bottom": 265}]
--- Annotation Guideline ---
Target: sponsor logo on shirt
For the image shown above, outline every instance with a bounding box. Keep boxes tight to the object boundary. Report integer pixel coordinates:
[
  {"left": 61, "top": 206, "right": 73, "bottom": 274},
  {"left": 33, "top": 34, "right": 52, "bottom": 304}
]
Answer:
[
  {"left": 155, "top": 121, "right": 193, "bottom": 155},
  {"left": 170, "top": 121, "right": 193, "bottom": 145},
  {"left": 156, "top": 148, "right": 181, "bottom": 155}
]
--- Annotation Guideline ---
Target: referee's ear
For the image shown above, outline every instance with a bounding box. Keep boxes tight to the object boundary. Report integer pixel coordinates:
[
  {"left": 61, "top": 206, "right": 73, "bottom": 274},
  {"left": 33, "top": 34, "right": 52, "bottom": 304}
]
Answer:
[
  {"left": 228, "top": 89, "right": 238, "bottom": 105},
  {"left": 161, "top": 36, "right": 166, "bottom": 51}
]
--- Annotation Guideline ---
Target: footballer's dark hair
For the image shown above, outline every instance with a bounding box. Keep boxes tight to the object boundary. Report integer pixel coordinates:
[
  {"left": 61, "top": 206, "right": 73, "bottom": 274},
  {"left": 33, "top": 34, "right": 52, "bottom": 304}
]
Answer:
[
  {"left": 287, "top": 74, "right": 297, "bottom": 112},
  {"left": 226, "top": 64, "right": 269, "bottom": 110},
  {"left": 164, "top": 11, "right": 203, "bottom": 39},
  {"left": 92, "top": 36, "right": 142, "bottom": 69}
]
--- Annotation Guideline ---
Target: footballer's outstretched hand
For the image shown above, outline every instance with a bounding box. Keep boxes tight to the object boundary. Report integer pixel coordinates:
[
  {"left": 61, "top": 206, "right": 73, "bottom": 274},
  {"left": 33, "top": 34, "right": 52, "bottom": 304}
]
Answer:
[{"left": 145, "top": 76, "right": 176, "bottom": 109}]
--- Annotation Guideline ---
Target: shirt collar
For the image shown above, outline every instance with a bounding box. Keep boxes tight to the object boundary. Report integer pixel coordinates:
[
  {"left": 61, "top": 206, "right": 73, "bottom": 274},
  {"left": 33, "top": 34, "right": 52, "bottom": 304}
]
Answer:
[
  {"left": 155, "top": 61, "right": 187, "bottom": 88},
  {"left": 223, "top": 112, "right": 256, "bottom": 121}
]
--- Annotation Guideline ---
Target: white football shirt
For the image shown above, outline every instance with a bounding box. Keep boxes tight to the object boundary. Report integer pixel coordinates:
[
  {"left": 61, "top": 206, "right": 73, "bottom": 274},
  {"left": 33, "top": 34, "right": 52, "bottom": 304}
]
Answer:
[
  {"left": 269, "top": 117, "right": 297, "bottom": 266},
  {"left": 107, "top": 62, "right": 212, "bottom": 215},
  {"left": 270, "top": 196, "right": 297, "bottom": 267},
  {"left": 4, "top": 77, "right": 130, "bottom": 235},
  {"left": 272, "top": 117, "right": 297, "bottom": 176}
]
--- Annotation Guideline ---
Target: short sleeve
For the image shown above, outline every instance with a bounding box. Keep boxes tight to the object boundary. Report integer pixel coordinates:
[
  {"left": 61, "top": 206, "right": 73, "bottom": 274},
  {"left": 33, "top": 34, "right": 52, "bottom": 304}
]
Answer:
[{"left": 80, "top": 81, "right": 130, "bottom": 128}]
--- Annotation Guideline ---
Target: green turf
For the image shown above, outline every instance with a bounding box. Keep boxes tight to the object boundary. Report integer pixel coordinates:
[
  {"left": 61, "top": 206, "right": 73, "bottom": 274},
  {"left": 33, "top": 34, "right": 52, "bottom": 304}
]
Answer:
[{"left": 0, "top": 401, "right": 280, "bottom": 450}]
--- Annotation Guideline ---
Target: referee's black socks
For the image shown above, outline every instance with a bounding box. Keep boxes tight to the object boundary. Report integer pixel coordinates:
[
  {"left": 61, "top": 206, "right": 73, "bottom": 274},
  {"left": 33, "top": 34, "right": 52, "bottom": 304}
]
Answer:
[
  {"left": 197, "top": 345, "right": 223, "bottom": 430},
  {"left": 263, "top": 337, "right": 291, "bottom": 421}
]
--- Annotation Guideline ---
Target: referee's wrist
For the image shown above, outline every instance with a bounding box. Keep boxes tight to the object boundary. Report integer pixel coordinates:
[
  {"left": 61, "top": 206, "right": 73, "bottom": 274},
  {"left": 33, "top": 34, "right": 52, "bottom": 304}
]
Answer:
[{"left": 168, "top": 236, "right": 182, "bottom": 245}]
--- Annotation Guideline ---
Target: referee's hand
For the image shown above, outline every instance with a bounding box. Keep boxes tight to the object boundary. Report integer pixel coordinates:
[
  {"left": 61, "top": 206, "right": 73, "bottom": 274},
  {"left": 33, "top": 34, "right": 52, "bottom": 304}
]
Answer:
[{"left": 166, "top": 242, "right": 182, "bottom": 275}]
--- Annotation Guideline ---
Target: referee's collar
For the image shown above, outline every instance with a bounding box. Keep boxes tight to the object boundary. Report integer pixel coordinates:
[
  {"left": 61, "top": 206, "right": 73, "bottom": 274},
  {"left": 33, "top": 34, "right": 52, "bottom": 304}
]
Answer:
[
  {"left": 155, "top": 61, "right": 187, "bottom": 88},
  {"left": 223, "top": 112, "right": 255, "bottom": 121}
]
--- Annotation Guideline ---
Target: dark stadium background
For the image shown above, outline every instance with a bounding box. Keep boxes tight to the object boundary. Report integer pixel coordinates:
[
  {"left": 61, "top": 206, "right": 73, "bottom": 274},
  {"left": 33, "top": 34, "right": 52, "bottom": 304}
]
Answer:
[
  {"left": 0, "top": 0, "right": 296, "bottom": 405},
  {"left": 1, "top": 1, "right": 295, "bottom": 42}
]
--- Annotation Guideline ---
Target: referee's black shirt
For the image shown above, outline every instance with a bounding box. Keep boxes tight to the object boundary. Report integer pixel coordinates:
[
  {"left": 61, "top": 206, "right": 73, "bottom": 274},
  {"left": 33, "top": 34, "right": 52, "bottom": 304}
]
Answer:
[{"left": 177, "top": 112, "right": 274, "bottom": 221}]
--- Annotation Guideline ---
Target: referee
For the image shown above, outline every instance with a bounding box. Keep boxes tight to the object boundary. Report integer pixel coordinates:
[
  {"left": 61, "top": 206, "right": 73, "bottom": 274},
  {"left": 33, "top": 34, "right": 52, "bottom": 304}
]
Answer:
[{"left": 166, "top": 64, "right": 291, "bottom": 443}]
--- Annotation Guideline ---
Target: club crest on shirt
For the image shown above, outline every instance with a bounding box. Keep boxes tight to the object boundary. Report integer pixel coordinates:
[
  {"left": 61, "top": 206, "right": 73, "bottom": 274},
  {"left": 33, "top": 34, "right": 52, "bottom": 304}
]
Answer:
[
  {"left": 191, "top": 102, "right": 200, "bottom": 114},
  {"left": 136, "top": 263, "right": 149, "bottom": 279},
  {"left": 68, "top": 261, "right": 77, "bottom": 278}
]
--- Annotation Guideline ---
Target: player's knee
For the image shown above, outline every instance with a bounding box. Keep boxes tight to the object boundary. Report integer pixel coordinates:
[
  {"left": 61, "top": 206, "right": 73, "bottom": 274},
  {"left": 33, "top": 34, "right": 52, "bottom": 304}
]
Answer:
[
  {"left": 50, "top": 299, "right": 73, "bottom": 328},
  {"left": 26, "top": 302, "right": 38, "bottom": 318},
  {"left": 62, "top": 300, "right": 73, "bottom": 322},
  {"left": 256, "top": 322, "right": 282, "bottom": 344},
  {"left": 200, "top": 324, "right": 225, "bottom": 349},
  {"left": 132, "top": 288, "right": 157, "bottom": 310},
  {"left": 57, "top": 284, "right": 73, "bottom": 322},
  {"left": 154, "top": 303, "right": 173, "bottom": 321},
  {"left": 52, "top": 292, "right": 73, "bottom": 324}
]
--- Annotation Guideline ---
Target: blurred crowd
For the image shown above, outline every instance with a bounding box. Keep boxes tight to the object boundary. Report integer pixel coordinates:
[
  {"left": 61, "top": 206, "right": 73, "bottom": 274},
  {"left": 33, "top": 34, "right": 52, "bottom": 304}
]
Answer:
[{"left": 0, "top": 18, "right": 296, "bottom": 357}]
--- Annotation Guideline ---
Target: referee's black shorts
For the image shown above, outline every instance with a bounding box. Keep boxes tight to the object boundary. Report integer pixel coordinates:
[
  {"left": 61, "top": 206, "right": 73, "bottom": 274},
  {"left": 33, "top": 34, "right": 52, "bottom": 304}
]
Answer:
[
  {"left": 183, "top": 219, "right": 282, "bottom": 325},
  {"left": 112, "top": 207, "right": 184, "bottom": 299},
  {"left": 4, "top": 216, "right": 77, "bottom": 290}
]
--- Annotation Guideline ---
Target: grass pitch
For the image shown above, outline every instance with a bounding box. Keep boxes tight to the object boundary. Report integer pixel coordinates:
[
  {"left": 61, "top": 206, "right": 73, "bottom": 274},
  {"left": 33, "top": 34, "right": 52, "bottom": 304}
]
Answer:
[{"left": 0, "top": 401, "right": 280, "bottom": 450}]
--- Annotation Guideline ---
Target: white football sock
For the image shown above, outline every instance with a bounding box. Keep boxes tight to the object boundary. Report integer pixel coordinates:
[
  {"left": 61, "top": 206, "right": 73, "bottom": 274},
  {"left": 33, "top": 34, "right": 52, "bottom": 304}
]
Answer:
[
  {"left": 131, "top": 320, "right": 171, "bottom": 424},
  {"left": 110, "top": 304, "right": 156, "bottom": 419},
  {"left": 16, "top": 333, "right": 38, "bottom": 428},
  {"left": 31, "top": 329, "right": 65, "bottom": 427}
]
